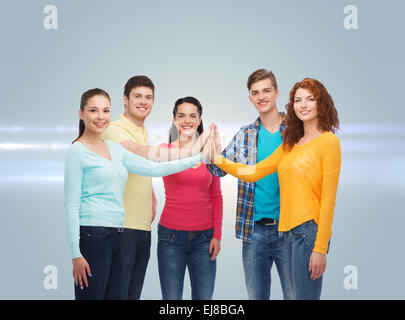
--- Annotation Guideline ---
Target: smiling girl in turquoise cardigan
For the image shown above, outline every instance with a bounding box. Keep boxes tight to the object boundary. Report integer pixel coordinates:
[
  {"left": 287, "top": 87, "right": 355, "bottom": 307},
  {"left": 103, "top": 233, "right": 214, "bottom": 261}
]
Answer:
[{"left": 64, "top": 88, "right": 204, "bottom": 300}]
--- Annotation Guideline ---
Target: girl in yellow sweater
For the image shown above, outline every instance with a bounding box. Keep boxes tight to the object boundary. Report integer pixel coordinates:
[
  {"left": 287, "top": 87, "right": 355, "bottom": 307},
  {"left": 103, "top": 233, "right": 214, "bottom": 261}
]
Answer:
[{"left": 211, "top": 78, "right": 341, "bottom": 299}]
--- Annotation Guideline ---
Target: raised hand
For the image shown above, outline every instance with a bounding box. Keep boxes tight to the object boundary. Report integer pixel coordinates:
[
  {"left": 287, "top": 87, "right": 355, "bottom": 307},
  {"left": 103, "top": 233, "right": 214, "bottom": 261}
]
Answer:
[
  {"left": 189, "top": 127, "right": 211, "bottom": 157},
  {"left": 202, "top": 136, "right": 213, "bottom": 163},
  {"left": 209, "top": 123, "right": 222, "bottom": 163}
]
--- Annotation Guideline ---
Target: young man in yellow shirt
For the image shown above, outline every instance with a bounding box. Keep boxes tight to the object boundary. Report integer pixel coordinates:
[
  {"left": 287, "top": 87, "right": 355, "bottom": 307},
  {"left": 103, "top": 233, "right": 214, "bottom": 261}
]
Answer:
[{"left": 103, "top": 75, "right": 157, "bottom": 300}]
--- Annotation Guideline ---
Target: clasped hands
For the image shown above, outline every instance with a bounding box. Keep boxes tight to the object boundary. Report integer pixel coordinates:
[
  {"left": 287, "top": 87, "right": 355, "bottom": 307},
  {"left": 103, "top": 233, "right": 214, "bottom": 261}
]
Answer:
[{"left": 197, "top": 123, "right": 222, "bottom": 164}]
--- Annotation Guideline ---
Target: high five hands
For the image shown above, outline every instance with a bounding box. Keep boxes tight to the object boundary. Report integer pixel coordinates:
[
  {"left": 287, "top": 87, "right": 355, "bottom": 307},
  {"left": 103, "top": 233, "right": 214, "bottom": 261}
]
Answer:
[
  {"left": 204, "top": 123, "right": 222, "bottom": 261},
  {"left": 201, "top": 123, "right": 221, "bottom": 163},
  {"left": 185, "top": 122, "right": 221, "bottom": 163}
]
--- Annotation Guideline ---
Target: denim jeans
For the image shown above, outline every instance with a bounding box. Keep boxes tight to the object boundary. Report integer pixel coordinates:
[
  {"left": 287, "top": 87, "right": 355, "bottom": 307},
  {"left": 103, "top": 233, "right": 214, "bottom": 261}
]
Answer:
[
  {"left": 242, "top": 221, "right": 294, "bottom": 300},
  {"left": 283, "top": 220, "right": 326, "bottom": 300},
  {"left": 157, "top": 224, "right": 216, "bottom": 300},
  {"left": 122, "top": 228, "right": 151, "bottom": 300},
  {"left": 75, "top": 226, "right": 126, "bottom": 300}
]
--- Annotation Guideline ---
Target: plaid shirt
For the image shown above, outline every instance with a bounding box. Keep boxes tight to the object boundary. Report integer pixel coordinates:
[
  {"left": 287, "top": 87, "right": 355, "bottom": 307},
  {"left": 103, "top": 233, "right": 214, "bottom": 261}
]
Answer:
[{"left": 207, "top": 115, "right": 286, "bottom": 241}]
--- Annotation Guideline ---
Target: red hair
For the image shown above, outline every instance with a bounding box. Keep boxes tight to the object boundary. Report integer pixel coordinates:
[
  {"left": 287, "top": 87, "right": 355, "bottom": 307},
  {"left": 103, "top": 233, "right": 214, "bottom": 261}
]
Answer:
[{"left": 282, "top": 78, "right": 339, "bottom": 151}]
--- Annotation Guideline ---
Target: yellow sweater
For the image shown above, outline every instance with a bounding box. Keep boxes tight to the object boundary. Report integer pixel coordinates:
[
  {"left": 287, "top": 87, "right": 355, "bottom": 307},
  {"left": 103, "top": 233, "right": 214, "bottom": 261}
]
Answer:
[{"left": 214, "top": 132, "right": 341, "bottom": 254}]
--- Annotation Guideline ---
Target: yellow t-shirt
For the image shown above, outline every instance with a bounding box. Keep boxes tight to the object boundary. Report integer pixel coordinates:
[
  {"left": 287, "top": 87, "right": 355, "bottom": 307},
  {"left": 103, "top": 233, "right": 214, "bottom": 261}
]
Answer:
[
  {"left": 214, "top": 132, "right": 341, "bottom": 254},
  {"left": 102, "top": 114, "right": 152, "bottom": 231}
]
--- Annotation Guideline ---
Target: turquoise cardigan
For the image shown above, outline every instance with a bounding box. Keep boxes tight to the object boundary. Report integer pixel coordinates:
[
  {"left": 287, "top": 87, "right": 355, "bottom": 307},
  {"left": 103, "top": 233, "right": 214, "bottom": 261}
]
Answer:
[{"left": 64, "top": 140, "right": 202, "bottom": 258}]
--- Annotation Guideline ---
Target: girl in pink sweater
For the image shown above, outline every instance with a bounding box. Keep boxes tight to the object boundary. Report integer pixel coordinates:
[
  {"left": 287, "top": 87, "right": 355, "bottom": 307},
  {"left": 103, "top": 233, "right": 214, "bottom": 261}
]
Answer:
[{"left": 157, "top": 97, "right": 223, "bottom": 300}]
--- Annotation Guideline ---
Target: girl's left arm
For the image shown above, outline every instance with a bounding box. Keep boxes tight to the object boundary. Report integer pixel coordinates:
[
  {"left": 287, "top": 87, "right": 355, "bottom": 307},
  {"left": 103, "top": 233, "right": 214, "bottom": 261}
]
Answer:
[{"left": 313, "top": 136, "right": 342, "bottom": 254}]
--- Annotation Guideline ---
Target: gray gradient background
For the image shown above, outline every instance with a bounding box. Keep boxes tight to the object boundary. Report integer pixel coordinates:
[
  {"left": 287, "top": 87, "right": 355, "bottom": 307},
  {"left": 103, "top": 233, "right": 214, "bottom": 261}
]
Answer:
[{"left": 0, "top": 0, "right": 404, "bottom": 299}]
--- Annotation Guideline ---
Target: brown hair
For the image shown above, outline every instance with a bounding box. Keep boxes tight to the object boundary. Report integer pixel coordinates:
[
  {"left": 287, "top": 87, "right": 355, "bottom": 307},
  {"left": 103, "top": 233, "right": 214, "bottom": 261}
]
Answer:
[
  {"left": 247, "top": 69, "right": 278, "bottom": 91},
  {"left": 282, "top": 78, "right": 339, "bottom": 151},
  {"left": 124, "top": 75, "right": 155, "bottom": 98},
  {"left": 72, "top": 88, "right": 111, "bottom": 143}
]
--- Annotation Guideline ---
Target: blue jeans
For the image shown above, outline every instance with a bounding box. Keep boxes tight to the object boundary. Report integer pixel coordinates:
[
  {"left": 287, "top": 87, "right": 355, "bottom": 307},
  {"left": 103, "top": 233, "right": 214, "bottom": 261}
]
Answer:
[
  {"left": 242, "top": 221, "right": 294, "bottom": 300},
  {"left": 75, "top": 226, "right": 126, "bottom": 300},
  {"left": 122, "top": 228, "right": 151, "bottom": 300},
  {"left": 283, "top": 220, "right": 326, "bottom": 300},
  {"left": 157, "top": 224, "right": 216, "bottom": 300}
]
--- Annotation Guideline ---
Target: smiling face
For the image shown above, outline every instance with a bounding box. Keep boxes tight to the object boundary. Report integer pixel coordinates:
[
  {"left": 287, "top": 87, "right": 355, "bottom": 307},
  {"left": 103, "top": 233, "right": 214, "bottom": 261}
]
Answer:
[
  {"left": 293, "top": 88, "right": 318, "bottom": 124},
  {"left": 124, "top": 86, "right": 154, "bottom": 124},
  {"left": 173, "top": 102, "right": 201, "bottom": 138},
  {"left": 249, "top": 78, "right": 279, "bottom": 114},
  {"left": 79, "top": 95, "right": 111, "bottom": 135}
]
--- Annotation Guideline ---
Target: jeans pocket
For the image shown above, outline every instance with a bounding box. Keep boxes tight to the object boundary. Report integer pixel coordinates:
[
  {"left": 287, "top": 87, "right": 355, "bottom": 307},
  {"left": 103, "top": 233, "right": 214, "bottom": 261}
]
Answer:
[
  {"left": 305, "top": 220, "right": 318, "bottom": 243},
  {"left": 157, "top": 225, "right": 176, "bottom": 243},
  {"left": 200, "top": 228, "right": 214, "bottom": 241},
  {"left": 290, "top": 224, "right": 306, "bottom": 239},
  {"left": 81, "top": 227, "right": 111, "bottom": 239},
  {"left": 290, "top": 220, "right": 317, "bottom": 240}
]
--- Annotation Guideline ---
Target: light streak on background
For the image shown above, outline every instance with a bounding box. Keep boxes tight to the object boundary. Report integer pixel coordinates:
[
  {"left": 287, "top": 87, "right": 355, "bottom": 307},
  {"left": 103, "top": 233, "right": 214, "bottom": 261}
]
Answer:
[
  {"left": 0, "top": 126, "right": 76, "bottom": 133},
  {"left": 2, "top": 123, "right": 405, "bottom": 150},
  {"left": 1, "top": 121, "right": 404, "bottom": 183},
  {"left": 0, "top": 143, "right": 68, "bottom": 150},
  {"left": 2, "top": 123, "right": 405, "bottom": 135},
  {"left": 1, "top": 140, "right": 404, "bottom": 152}
]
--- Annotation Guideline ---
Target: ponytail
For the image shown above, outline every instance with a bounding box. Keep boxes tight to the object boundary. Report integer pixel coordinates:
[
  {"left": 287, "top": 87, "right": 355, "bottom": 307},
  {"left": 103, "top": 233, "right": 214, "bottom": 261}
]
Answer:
[{"left": 72, "top": 119, "right": 85, "bottom": 144}]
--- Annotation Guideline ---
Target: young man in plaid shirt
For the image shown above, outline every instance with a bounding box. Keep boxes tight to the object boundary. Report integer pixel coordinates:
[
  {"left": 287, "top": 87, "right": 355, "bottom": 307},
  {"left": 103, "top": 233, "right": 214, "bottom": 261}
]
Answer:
[{"left": 207, "top": 69, "right": 294, "bottom": 300}]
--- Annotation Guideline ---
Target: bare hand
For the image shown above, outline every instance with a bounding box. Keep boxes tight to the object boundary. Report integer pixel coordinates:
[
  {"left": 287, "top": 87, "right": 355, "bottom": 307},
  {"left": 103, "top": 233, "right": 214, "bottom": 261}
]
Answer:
[
  {"left": 72, "top": 257, "right": 92, "bottom": 289},
  {"left": 202, "top": 137, "right": 213, "bottom": 163},
  {"left": 209, "top": 238, "right": 221, "bottom": 261},
  {"left": 185, "top": 127, "right": 211, "bottom": 157},
  {"left": 209, "top": 123, "right": 222, "bottom": 163},
  {"left": 309, "top": 251, "right": 326, "bottom": 280},
  {"left": 198, "top": 127, "right": 211, "bottom": 149}
]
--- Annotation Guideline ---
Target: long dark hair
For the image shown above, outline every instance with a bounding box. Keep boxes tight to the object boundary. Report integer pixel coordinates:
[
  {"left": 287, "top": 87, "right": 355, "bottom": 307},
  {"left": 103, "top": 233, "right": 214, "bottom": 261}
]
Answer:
[
  {"left": 169, "top": 96, "right": 204, "bottom": 143},
  {"left": 72, "top": 88, "right": 111, "bottom": 143}
]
